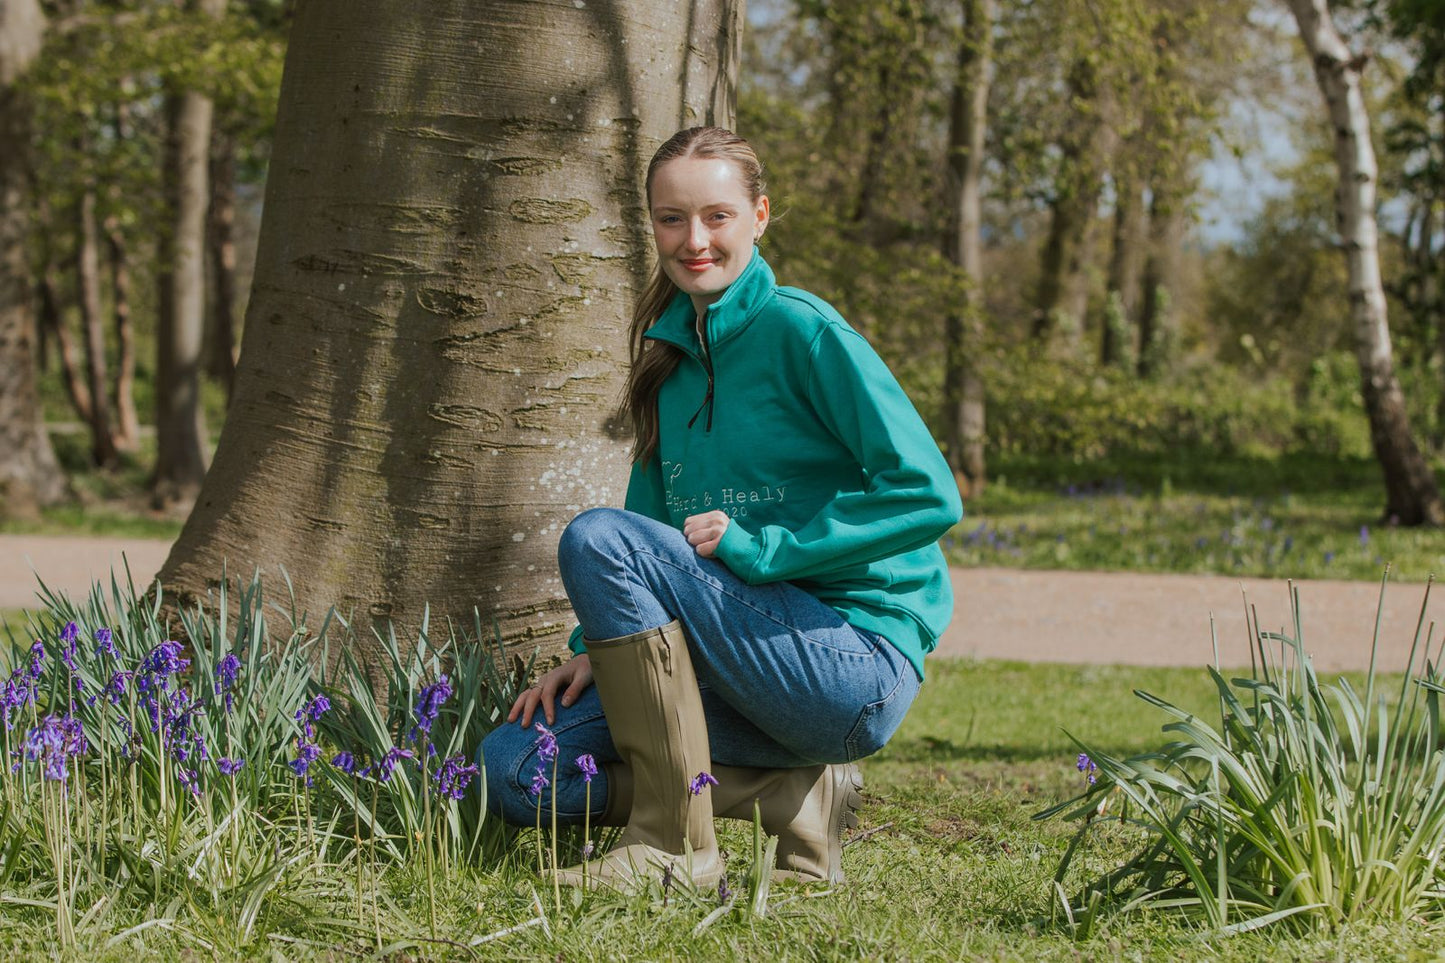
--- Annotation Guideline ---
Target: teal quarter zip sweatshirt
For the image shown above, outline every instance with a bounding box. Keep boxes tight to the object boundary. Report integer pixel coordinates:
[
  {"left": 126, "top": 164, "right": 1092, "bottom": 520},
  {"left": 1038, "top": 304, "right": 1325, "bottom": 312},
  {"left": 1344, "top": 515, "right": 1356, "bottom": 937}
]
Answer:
[{"left": 570, "top": 249, "right": 962, "bottom": 679}]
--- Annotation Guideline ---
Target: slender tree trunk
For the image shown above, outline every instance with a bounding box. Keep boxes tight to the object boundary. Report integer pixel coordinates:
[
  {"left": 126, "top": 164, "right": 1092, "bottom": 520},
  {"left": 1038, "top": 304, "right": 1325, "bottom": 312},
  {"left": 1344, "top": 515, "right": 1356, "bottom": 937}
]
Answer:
[
  {"left": 107, "top": 98, "right": 139, "bottom": 452},
  {"left": 37, "top": 255, "right": 91, "bottom": 423},
  {"left": 942, "top": 0, "right": 991, "bottom": 498},
  {"left": 76, "top": 188, "right": 120, "bottom": 468},
  {"left": 1287, "top": 0, "right": 1443, "bottom": 525},
  {"left": 151, "top": 0, "right": 224, "bottom": 507},
  {"left": 207, "top": 125, "right": 238, "bottom": 404},
  {"left": 0, "top": 0, "right": 68, "bottom": 515},
  {"left": 158, "top": 0, "right": 745, "bottom": 655}
]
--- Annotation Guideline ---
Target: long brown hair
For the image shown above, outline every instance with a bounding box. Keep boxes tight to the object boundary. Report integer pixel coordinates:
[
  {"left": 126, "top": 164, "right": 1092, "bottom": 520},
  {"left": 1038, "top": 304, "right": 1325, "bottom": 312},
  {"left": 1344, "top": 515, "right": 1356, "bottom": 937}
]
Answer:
[{"left": 625, "top": 126, "right": 767, "bottom": 464}]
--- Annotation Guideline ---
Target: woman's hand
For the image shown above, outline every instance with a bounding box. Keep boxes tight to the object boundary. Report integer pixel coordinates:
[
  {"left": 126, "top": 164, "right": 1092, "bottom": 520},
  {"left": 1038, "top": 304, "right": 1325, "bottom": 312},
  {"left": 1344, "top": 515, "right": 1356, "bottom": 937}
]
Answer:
[
  {"left": 508, "top": 654, "right": 593, "bottom": 728},
  {"left": 683, "top": 510, "right": 730, "bottom": 557}
]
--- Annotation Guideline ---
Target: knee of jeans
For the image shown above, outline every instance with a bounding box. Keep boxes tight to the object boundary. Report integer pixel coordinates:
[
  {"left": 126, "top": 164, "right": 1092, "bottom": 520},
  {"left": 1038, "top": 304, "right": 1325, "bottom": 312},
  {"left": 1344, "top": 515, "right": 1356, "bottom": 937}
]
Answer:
[
  {"left": 557, "top": 507, "right": 630, "bottom": 579},
  {"left": 479, "top": 725, "right": 534, "bottom": 824}
]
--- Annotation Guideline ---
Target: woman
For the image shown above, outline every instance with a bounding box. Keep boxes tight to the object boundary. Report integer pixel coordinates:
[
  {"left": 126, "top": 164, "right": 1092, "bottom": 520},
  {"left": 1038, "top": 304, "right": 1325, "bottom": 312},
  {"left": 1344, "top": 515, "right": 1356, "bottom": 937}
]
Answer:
[{"left": 480, "top": 126, "right": 961, "bottom": 889}]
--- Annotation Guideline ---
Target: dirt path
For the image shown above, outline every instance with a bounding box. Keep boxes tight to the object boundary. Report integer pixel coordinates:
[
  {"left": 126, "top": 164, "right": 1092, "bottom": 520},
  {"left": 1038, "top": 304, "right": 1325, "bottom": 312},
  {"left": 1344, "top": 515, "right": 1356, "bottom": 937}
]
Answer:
[{"left": 3, "top": 534, "right": 1437, "bottom": 672}]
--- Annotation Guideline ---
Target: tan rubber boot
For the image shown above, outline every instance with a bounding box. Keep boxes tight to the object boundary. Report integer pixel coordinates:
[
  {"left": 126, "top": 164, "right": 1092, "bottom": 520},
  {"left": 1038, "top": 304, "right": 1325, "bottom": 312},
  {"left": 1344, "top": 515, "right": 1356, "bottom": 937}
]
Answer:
[
  {"left": 554, "top": 621, "right": 722, "bottom": 890},
  {"left": 596, "top": 760, "right": 862, "bottom": 884}
]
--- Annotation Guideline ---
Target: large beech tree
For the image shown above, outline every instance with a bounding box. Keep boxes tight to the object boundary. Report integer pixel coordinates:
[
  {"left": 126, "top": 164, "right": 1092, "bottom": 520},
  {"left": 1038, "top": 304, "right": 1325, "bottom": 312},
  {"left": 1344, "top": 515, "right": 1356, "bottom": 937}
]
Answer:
[
  {"left": 1286, "top": 0, "right": 1444, "bottom": 525},
  {"left": 158, "top": 0, "right": 744, "bottom": 654}
]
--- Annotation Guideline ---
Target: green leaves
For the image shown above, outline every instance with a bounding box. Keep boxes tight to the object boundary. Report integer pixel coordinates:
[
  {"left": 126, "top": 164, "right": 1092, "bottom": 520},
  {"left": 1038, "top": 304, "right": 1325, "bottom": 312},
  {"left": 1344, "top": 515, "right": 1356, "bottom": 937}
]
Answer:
[{"left": 1040, "top": 576, "right": 1445, "bottom": 933}]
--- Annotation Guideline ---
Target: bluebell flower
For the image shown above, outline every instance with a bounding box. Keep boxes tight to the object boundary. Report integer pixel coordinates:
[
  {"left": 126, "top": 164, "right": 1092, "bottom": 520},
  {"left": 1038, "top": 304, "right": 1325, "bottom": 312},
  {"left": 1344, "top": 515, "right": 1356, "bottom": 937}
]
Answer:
[
  {"left": 22, "top": 714, "right": 87, "bottom": 783},
  {"left": 409, "top": 676, "right": 453, "bottom": 743},
  {"left": 294, "top": 693, "right": 331, "bottom": 740},
  {"left": 218, "top": 757, "right": 245, "bottom": 776},
  {"left": 688, "top": 771, "right": 718, "bottom": 796},
  {"left": 529, "top": 765, "right": 550, "bottom": 798},
  {"left": 576, "top": 753, "right": 598, "bottom": 784},
  {"left": 177, "top": 767, "right": 202, "bottom": 797},
  {"left": 95, "top": 627, "right": 119, "bottom": 660},
  {"left": 373, "top": 746, "right": 414, "bottom": 783},
  {"left": 215, "top": 654, "right": 242, "bottom": 713},
  {"left": 332, "top": 751, "right": 357, "bottom": 775},
  {"left": 433, "top": 754, "right": 480, "bottom": 800},
  {"left": 1359, "top": 525, "right": 1370, "bottom": 546},
  {"left": 1076, "top": 752, "right": 1098, "bottom": 785},
  {"left": 59, "top": 623, "right": 79, "bottom": 673},
  {"left": 533, "top": 722, "right": 558, "bottom": 764},
  {"left": 290, "top": 739, "right": 323, "bottom": 786}
]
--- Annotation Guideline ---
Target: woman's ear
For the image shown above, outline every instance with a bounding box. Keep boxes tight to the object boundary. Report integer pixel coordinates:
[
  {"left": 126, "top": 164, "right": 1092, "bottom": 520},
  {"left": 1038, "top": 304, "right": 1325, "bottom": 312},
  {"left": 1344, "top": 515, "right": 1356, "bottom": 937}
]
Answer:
[{"left": 754, "top": 195, "right": 770, "bottom": 240}]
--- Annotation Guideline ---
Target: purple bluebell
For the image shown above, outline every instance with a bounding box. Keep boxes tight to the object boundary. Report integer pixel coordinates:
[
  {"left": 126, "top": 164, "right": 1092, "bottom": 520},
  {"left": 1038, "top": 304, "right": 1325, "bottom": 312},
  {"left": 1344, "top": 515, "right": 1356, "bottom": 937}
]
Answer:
[
  {"left": 215, "top": 654, "right": 242, "bottom": 713},
  {"left": 717, "top": 876, "right": 733, "bottom": 902},
  {"left": 59, "top": 623, "right": 79, "bottom": 673},
  {"left": 688, "top": 771, "right": 718, "bottom": 796},
  {"left": 533, "top": 722, "right": 558, "bottom": 764},
  {"left": 218, "top": 757, "right": 245, "bottom": 776},
  {"left": 1359, "top": 525, "right": 1371, "bottom": 546},
  {"left": 28, "top": 641, "right": 44, "bottom": 678},
  {"left": 294, "top": 693, "right": 331, "bottom": 740},
  {"left": 576, "top": 753, "right": 598, "bottom": 783},
  {"left": 409, "top": 675, "right": 453, "bottom": 743},
  {"left": 290, "top": 739, "right": 323, "bottom": 786},
  {"left": 95, "top": 627, "right": 119, "bottom": 660},
  {"left": 529, "top": 765, "right": 550, "bottom": 798},
  {"left": 136, "top": 641, "right": 190, "bottom": 707},
  {"left": 1076, "top": 752, "right": 1098, "bottom": 785},
  {"left": 177, "top": 767, "right": 202, "bottom": 797},
  {"left": 22, "top": 714, "right": 87, "bottom": 783},
  {"left": 371, "top": 746, "right": 414, "bottom": 783},
  {"left": 433, "top": 753, "right": 480, "bottom": 800},
  {"left": 332, "top": 751, "right": 357, "bottom": 775}
]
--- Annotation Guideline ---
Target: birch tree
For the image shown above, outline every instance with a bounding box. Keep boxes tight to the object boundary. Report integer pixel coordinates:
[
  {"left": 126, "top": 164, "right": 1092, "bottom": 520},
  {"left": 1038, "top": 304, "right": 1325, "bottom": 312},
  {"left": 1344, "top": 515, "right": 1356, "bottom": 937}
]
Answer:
[
  {"left": 157, "top": 0, "right": 745, "bottom": 655},
  {"left": 1285, "top": 0, "right": 1443, "bottom": 524}
]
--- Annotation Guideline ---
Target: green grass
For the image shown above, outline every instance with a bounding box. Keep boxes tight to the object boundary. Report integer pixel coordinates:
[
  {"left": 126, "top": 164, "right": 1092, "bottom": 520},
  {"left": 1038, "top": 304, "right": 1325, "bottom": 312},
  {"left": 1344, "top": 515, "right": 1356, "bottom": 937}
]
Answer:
[
  {"left": 5, "top": 656, "right": 1440, "bottom": 960},
  {"left": 950, "top": 450, "right": 1445, "bottom": 582}
]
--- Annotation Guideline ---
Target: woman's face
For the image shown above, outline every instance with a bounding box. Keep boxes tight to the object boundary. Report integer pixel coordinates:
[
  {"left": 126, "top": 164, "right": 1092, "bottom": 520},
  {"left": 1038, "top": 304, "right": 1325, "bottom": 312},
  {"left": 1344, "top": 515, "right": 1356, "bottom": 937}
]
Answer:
[{"left": 649, "top": 156, "right": 769, "bottom": 314}]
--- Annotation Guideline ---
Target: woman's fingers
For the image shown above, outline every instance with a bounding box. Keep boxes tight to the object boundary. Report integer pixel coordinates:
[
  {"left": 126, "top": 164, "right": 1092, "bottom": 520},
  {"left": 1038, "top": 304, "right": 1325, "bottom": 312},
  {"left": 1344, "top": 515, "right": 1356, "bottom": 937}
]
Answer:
[{"left": 683, "top": 511, "right": 729, "bottom": 556}]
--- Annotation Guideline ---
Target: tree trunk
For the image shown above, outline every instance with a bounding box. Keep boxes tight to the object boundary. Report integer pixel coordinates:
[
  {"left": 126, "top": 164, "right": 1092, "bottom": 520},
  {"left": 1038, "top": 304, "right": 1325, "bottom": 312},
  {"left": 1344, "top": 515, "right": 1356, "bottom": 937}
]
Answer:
[
  {"left": 941, "top": 0, "right": 991, "bottom": 498},
  {"left": 37, "top": 254, "right": 92, "bottom": 423},
  {"left": 151, "top": 0, "right": 224, "bottom": 507},
  {"left": 207, "top": 125, "right": 238, "bottom": 404},
  {"left": 1101, "top": 173, "right": 1143, "bottom": 367},
  {"left": 1031, "top": 57, "right": 1111, "bottom": 353},
  {"left": 1287, "top": 0, "right": 1444, "bottom": 526},
  {"left": 107, "top": 98, "right": 140, "bottom": 452},
  {"left": 76, "top": 187, "right": 120, "bottom": 468},
  {"left": 157, "top": 0, "right": 745, "bottom": 657},
  {"left": 1136, "top": 176, "right": 1186, "bottom": 378},
  {"left": 0, "top": 0, "right": 67, "bottom": 516}
]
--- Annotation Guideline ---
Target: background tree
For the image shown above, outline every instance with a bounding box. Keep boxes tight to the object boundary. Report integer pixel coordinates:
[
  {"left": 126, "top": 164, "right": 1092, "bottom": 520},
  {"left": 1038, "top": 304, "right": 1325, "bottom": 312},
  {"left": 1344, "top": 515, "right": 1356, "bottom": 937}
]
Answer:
[
  {"left": 0, "top": 0, "right": 67, "bottom": 517},
  {"left": 157, "top": 0, "right": 745, "bottom": 655},
  {"left": 941, "top": 0, "right": 992, "bottom": 496},
  {"left": 1286, "top": 0, "right": 1444, "bottom": 525}
]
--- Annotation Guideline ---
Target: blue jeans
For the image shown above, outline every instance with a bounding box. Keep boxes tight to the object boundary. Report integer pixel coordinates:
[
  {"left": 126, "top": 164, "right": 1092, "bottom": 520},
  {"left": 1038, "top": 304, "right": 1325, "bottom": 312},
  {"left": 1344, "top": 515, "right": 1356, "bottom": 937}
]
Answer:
[{"left": 480, "top": 508, "right": 920, "bottom": 826}]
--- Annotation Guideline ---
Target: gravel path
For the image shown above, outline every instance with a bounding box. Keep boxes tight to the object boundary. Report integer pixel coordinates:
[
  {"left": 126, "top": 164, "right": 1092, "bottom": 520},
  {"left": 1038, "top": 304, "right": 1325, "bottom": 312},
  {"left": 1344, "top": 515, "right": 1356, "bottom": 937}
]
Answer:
[{"left": 3, "top": 534, "right": 1437, "bottom": 672}]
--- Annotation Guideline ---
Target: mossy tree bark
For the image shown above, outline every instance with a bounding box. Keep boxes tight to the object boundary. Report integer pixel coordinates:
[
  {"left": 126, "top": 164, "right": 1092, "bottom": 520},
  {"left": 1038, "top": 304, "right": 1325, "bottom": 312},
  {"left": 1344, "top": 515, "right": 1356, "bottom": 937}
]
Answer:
[
  {"left": 1287, "top": 0, "right": 1444, "bottom": 526},
  {"left": 0, "top": 0, "right": 67, "bottom": 517},
  {"left": 158, "top": 0, "right": 744, "bottom": 657}
]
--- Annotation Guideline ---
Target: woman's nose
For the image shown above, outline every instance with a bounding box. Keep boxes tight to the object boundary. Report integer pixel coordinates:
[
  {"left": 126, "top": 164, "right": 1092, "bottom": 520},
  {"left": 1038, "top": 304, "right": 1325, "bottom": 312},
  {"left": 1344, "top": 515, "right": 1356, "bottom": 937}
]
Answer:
[{"left": 686, "top": 218, "right": 708, "bottom": 251}]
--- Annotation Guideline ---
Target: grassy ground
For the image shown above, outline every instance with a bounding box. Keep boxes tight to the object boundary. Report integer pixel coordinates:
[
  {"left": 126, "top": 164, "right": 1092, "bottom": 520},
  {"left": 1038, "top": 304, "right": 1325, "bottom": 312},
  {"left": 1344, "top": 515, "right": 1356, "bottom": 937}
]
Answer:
[
  {"left": 949, "top": 450, "right": 1445, "bottom": 582},
  {"left": 3, "top": 657, "right": 1439, "bottom": 961}
]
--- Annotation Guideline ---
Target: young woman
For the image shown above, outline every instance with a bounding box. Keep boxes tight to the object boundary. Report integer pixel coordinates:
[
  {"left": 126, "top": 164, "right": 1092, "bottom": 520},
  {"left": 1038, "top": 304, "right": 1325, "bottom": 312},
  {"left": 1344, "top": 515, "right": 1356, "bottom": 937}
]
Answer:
[{"left": 480, "top": 126, "right": 961, "bottom": 888}]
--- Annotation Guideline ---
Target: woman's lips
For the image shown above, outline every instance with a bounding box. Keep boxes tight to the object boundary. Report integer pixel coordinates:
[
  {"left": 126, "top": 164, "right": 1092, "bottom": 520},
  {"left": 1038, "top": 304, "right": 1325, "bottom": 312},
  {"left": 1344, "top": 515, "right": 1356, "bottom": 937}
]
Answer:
[{"left": 680, "top": 258, "right": 715, "bottom": 272}]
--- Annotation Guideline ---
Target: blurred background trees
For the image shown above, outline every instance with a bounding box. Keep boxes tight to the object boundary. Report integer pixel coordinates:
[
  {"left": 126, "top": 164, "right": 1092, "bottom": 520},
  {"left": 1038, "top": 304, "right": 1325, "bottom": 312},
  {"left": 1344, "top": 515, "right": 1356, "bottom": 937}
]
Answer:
[{"left": 2, "top": 0, "right": 1444, "bottom": 532}]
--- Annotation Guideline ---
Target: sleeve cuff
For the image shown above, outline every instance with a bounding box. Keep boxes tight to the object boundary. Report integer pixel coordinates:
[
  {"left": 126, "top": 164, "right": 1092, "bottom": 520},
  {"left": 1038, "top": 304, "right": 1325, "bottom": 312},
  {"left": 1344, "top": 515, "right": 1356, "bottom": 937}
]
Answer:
[
  {"left": 714, "top": 520, "right": 761, "bottom": 581},
  {"left": 567, "top": 624, "right": 587, "bottom": 655}
]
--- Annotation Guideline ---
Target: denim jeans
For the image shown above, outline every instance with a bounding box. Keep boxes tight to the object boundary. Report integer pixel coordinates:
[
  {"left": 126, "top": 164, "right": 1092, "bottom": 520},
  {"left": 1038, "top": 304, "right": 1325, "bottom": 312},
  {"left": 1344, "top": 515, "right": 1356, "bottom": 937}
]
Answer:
[{"left": 480, "top": 507, "right": 920, "bottom": 826}]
